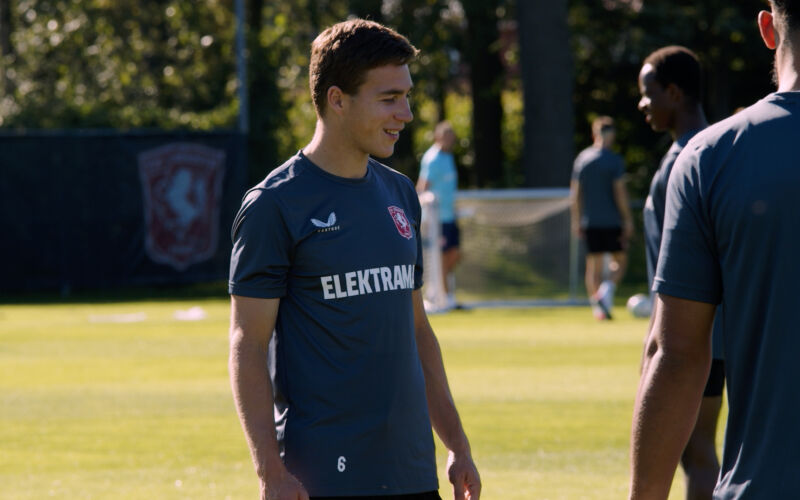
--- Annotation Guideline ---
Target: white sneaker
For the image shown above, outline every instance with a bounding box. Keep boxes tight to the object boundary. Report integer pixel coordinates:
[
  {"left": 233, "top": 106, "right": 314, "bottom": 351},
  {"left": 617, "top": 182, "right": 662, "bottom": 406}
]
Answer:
[
  {"left": 591, "top": 297, "right": 610, "bottom": 320},
  {"left": 598, "top": 280, "right": 615, "bottom": 314}
]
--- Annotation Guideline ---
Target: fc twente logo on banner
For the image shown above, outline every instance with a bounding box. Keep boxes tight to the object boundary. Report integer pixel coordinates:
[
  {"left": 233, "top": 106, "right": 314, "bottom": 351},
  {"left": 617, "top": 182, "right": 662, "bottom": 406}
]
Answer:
[{"left": 138, "top": 143, "right": 226, "bottom": 271}]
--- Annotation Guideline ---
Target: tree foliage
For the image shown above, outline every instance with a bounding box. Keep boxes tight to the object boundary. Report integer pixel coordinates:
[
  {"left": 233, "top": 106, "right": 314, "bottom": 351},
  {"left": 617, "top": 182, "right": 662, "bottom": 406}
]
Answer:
[
  {"left": 0, "top": 0, "right": 777, "bottom": 194},
  {"left": 569, "top": 0, "right": 773, "bottom": 198},
  {"left": 1, "top": 0, "right": 238, "bottom": 129}
]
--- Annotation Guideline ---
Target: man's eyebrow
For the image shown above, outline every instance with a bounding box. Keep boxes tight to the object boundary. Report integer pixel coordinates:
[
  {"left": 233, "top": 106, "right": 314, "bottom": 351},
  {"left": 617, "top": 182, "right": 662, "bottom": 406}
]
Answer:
[{"left": 378, "top": 86, "right": 413, "bottom": 96}]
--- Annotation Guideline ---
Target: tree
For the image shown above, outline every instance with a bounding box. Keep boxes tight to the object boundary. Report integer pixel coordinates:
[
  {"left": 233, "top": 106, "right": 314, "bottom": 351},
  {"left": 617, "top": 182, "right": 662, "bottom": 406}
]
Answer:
[
  {"left": 518, "top": 0, "right": 574, "bottom": 187},
  {"left": 462, "top": 0, "right": 504, "bottom": 187}
]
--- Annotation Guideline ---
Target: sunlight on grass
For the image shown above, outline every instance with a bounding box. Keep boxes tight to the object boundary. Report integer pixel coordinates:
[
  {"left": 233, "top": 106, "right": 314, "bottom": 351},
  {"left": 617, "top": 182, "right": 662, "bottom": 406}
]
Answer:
[{"left": 0, "top": 300, "right": 725, "bottom": 499}]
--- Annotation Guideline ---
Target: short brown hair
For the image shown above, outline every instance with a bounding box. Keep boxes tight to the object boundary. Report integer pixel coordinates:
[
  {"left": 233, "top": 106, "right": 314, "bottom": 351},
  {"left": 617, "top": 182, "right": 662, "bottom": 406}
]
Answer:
[{"left": 309, "top": 19, "right": 419, "bottom": 116}]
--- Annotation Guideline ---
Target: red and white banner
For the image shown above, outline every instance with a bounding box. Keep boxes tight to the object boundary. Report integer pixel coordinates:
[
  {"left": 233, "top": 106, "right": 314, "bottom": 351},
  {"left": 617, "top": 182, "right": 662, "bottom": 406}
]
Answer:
[{"left": 138, "top": 143, "right": 225, "bottom": 271}]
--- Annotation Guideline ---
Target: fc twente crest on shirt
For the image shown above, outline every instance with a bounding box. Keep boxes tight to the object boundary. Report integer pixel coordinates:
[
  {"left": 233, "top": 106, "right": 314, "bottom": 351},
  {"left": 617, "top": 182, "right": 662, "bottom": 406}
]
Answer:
[{"left": 388, "top": 206, "right": 413, "bottom": 240}]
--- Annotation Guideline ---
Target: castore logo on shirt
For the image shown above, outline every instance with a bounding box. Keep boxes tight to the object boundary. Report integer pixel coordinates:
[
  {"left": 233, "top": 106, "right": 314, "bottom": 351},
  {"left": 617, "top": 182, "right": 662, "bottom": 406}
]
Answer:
[{"left": 311, "top": 212, "right": 340, "bottom": 233}]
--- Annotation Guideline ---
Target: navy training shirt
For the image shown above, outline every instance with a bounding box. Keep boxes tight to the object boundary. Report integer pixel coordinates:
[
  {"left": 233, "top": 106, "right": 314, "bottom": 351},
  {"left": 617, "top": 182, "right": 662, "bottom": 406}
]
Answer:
[
  {"left": 655, "top": 92, "right": 800, "bottom": 498},
  {"left": 572, "top": 146, "right": 626, "bottom": 229},
  {"left": 229, "top": 152, "right": 437, "bottom": 496},
  {"left": 643, "top": 128, "right": 724, "bottom": 359},
  {"left": 643, "top": 129, "right": 702, "bottom": 288}
]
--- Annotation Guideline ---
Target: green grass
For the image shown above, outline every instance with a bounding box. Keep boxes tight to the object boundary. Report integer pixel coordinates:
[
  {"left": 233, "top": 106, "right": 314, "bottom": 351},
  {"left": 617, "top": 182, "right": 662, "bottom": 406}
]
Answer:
[{"left": 0, "top": 298, "right": 725, "bottom": 499}]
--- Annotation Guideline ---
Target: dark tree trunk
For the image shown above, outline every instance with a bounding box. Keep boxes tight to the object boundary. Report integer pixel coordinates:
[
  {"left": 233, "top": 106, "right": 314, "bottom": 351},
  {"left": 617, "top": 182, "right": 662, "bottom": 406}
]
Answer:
[
  {"left": 518, "top": 0, "right": 574, "bottom": 187},
  {"left": 0, "top": 0, "right": 13, "bottom": 94},
  {"left": 246, "top": 0, "right": 284, "bottom": 183},
  {"left": 463, "top": 0, "right": 504, "bottom": 187}
]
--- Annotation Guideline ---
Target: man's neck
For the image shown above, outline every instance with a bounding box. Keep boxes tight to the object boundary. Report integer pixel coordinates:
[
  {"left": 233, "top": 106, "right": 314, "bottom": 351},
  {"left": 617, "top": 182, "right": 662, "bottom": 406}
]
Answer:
[
  {"left": 303, "top": 121, "right": 370, "bottom": 179},
  {"left": 671, "top": 106, "right": 708, "bottom": 141},
  {"left": 775, "top": 42, "right": 800, "bottom": 91}
]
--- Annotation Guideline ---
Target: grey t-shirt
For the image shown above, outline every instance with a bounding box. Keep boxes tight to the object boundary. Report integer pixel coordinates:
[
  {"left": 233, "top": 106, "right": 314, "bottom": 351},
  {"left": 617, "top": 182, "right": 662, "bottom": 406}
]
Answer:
[
  {"left": 229, "top": 152, "right": 437, "bottom": 496},
  {"left": 655, "top": 92, "right": 800, "bottom": 498},
  {"left": 572, "top": 146, "right": 625, "bottom": 228}
]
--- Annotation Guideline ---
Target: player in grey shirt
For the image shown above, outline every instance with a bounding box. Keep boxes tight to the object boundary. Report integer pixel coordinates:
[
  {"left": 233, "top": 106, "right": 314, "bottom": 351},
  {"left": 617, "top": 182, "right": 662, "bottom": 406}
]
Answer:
[
  {"left": 228, "top": 19, "right": 480, "bottom": 500},
  {"left": 571, "top": 116, "right": 634, "bottom": 319},
  {"left": 630, "top": 2, "right": 800, "bottom": 498}
]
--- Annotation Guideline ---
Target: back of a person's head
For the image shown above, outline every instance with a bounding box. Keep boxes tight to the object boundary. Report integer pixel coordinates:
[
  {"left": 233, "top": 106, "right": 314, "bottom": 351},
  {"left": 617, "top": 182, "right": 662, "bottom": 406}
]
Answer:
[
  {"left": 309, "top": 19, "right": 418, "bottom": 116},
  {"left": 771, "top": 0, "right": 800, "bottom": 32},
  {"left": 643, "top": 46, "right": 703, "bottom": 105},
  {"left": 591, "top": 116, "right": 615, "bottom": 138},
  {"left": 434, "top": 121, "right": 454, "bottom": 140}
]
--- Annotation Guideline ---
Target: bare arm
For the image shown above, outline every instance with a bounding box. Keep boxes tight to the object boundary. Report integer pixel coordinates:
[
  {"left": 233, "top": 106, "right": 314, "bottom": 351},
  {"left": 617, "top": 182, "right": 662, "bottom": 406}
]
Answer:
[
  {"left": 613, "top": 178, "right": 634, "bottom": 241},
  {"left": 570, "top": 179, "right": 584, "bottom": 237},
  {"left": 412, "top": 289, "right": 481, "bottom": 499},
  {"left": 229, "top": 295, "right": 309, "bottom": 500},
  {"left": 416, "top": 177, "right": 430, "bottom": 194},
  {"left": 629, "top": 293, "right": 716, "bottom": 500}
]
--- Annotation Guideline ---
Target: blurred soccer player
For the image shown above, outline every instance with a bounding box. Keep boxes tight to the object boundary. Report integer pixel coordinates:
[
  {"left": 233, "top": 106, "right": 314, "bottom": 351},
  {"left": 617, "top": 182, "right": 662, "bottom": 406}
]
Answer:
[
  {"left": 228, "top": 19, "right": 480, "bottom": 500},
  {"left": 417, "top": 121, "right": 460, "bottom": 309},
  {"left": 630, "top": 1, "right": 800, "bottom": 498},
  {"left": 571, "top": 116, "right": 634, "bottom": 320},
  {"left": 637, "top": 46, "right": 723, "bottom": 500}
]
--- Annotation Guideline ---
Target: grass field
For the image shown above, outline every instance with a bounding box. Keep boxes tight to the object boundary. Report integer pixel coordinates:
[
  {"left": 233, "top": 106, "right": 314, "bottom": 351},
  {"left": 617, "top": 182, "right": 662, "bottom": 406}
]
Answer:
[{"left": 0, "top": 295, "right": 726, "bottom": 499}]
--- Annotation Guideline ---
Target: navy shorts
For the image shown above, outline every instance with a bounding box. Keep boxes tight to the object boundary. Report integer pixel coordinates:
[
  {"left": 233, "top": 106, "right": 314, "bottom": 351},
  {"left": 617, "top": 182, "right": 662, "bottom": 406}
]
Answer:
[
  {"left": 704, "top": 359, "right": 725, "bottom": 397},
  {"left": 584, "top": 227, "right": 623, "bottom": 253},
  {"left": 312, "top": 491, "right": 441, "bottom": 500},
  {"left": 441, "top": 222, "right": 460, "bottom": 252}
]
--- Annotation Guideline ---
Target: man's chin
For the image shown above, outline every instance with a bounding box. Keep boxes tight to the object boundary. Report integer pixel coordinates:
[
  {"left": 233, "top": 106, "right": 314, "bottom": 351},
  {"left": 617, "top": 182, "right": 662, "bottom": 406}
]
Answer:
[{"left": 370, "top": 148, "right": 395, "bottom": 159}]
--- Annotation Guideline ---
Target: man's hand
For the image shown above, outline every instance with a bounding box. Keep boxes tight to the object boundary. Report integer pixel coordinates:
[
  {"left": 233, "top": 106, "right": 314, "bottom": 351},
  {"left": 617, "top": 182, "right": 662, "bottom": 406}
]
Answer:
[
  {"left": 447, "top": 450, "right": 481, "bottom": 500},
  {"left": 260, "top": 469, "right": 309, "bottom": 500}
]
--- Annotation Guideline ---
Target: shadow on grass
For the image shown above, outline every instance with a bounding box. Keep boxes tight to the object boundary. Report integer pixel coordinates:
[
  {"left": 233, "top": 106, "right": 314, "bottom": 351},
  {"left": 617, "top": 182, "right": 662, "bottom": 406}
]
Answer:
[{"left": 0, "top": 280, "right": 230, "bottom": 305}]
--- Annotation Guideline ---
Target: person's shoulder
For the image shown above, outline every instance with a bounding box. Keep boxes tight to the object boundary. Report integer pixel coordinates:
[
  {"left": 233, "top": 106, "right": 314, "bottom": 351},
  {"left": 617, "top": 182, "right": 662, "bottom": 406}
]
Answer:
[
  {"left": 421, "top": 144, "right": 443, "bottom": 166},
  {"left": 574, "top": 146, "right": 598, "bottom": 167},
  {"left": 239, "top": 153, "right": 312, "bottom": 211},
  {"left": 255, "top": 152, "right": 313, "bottom": 191},
  {"left": 370, "top": 157, "right": 416, "bottom": 190},
  {"left": 689, "top": 93, "right": 797, "bottom": 152}
]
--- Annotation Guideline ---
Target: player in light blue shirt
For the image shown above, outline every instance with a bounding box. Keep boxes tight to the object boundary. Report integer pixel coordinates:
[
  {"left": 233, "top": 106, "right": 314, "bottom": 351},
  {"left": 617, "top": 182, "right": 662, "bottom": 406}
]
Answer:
[
  {"left": 630, "top": 3, "right": 800, "bottom": 498},
  {"left": 417, "top": 121, "right": 460, "bottom": 306}
]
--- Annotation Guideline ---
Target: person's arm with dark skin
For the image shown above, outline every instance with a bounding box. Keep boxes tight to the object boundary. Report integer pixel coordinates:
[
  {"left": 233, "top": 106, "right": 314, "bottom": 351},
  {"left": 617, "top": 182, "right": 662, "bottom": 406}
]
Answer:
[
  {"left": 629, "top": 293, "right": 716, "bottom": 500},
  {"left": 412, "top": 289, "right": 481, "bottom": 500},
  {"left": 613, "top": 178, "right": 635, "bottom": 243},
  {"left": 229, "top": 295, "right": 309, "bottom": 500}
]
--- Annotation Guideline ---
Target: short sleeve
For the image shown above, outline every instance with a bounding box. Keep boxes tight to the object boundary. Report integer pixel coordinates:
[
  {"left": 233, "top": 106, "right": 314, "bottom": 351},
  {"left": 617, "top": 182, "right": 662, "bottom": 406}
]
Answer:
[
  {"left": 571, "top": 155, "right": 583, "bottom": 181},
  {"left": 652, "top": 146, "right": 721, "bottom": 304},
  {"left": 228, "top": 189, "right": 293, "bottom": 298},
  {"left": 419, "top": 152, "right": 432, "bottom": 182}
]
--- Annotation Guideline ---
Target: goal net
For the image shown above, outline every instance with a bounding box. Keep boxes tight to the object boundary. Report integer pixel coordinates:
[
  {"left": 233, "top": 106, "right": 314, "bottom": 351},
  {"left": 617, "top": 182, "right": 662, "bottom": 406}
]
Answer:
[{"left": 420, "top": 188, "right": 582, "bottom": 310}]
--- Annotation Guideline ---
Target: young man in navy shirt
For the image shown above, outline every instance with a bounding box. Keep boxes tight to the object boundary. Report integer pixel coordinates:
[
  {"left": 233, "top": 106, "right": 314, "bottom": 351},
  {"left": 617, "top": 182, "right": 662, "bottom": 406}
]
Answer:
[{"left": 228, "top": 19, "right": 480, "bottom": 500}]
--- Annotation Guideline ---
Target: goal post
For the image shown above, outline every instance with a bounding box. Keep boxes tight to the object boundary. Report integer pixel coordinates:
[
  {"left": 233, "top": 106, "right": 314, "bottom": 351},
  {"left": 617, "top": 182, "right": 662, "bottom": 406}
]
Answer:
[{"left": 420, "top": 188, "right": 583, "bottom": 309}]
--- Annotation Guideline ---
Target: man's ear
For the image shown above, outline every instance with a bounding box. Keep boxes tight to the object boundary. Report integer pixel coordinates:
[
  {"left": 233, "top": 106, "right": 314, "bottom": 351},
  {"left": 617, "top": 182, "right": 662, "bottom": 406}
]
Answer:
[
  {"left": 758, "top": 10, "right": 777, "bottom": 50},
  {"left": 326, "top": 86, "right": 346, "bottom": 115},
  {"left": 665, "top": 82, "right": 684, "bottom": 106}
]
